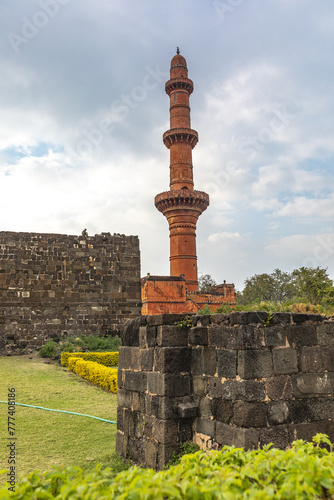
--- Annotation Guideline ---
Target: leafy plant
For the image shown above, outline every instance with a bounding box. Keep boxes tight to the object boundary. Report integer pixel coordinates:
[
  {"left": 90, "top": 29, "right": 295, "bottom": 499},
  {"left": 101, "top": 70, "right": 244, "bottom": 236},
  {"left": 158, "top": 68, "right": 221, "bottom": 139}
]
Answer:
[
  {"left": 165, "top": 442, "right": 200, "bottom": 468},
  {"left": 177, "top": 315, "right": 193, "bottom": 329},
  {"left": 1, "top": 435, "right": 334, "bottom": 499},
  {"left": 197, "top": 304, "right": 213, "bottom": 315},
  {"left": 39, "top": 340, "right": 58, "bottom": 358}
]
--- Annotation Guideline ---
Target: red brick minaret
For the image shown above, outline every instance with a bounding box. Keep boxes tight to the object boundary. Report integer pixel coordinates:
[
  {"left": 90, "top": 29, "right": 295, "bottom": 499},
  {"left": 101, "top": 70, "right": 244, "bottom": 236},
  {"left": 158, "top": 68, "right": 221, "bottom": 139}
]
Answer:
[{"left": 155, "top": 49, "right": 209, "bottom": 292}]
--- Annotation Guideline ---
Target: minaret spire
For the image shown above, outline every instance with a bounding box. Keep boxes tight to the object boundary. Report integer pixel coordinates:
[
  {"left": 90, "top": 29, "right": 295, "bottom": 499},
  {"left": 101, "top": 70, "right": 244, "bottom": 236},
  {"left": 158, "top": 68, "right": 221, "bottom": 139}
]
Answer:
[{"left": 154, "top": 52, "right": 209, "bottom": 291}]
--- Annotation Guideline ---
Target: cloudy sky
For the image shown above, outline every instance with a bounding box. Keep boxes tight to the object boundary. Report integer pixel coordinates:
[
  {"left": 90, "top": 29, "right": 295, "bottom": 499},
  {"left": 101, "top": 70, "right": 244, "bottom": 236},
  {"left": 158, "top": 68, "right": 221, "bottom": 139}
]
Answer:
[{"left": 1, "top": 0, "right": 334, "bottom": 290}]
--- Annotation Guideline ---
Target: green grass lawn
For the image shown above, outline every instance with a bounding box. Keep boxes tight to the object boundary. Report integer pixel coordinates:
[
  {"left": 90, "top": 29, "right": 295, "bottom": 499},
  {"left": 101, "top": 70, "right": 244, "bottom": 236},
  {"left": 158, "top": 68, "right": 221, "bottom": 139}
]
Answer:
[{"left": 0, "top": 354, "right": 119, "bottom": 482}]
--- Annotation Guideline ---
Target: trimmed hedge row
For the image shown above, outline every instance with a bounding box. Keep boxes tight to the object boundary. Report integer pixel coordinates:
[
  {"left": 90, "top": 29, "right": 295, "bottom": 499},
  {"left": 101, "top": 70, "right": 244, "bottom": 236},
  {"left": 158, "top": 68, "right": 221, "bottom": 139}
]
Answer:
[
  {"left": 61, "top": 351, "right": 119, "bottom": 367},
  {"left": 1, "top": 436, "right": 334, "bottom": 498},
  {"left": 68, "top": 358, "right": 118, "bottom": 394}
]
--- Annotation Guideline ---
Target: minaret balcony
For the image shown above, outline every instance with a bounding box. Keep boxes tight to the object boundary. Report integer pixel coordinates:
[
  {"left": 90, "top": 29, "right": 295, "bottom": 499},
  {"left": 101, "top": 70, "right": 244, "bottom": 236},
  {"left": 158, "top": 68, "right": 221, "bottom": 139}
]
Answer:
[
  {"left": 165, "top": 77, "right": 194, "bottom": 95},
  {"left": 163, "top": 128, "right": 198, "bottom": 149},
  {"left": 155, "top": 189, "right": 209, "bottom": 214}
]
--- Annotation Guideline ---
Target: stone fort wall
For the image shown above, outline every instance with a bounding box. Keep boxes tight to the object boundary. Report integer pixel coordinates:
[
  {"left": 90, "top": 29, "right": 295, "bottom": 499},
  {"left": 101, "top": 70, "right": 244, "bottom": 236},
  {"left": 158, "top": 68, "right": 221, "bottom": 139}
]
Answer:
[
  {"left": 0, "top": 231, "right": 141, "bottom": 354},
  {"left": 117, "top": 312, "right": 334, "bottom": 469}
]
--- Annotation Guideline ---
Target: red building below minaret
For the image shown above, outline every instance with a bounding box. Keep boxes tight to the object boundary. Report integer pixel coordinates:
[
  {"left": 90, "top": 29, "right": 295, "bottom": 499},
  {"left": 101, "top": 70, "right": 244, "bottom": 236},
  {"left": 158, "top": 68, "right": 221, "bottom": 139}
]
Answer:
[{"left": 141, "top": 50, "right": 235, "bottom": 315}]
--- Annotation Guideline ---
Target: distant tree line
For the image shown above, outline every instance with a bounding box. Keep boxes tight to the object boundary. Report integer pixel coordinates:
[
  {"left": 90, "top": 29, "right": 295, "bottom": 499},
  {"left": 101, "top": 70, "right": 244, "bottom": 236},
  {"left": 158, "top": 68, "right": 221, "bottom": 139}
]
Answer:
[{"left": 199, "top": 267, "right": 334, "bottom": 307}]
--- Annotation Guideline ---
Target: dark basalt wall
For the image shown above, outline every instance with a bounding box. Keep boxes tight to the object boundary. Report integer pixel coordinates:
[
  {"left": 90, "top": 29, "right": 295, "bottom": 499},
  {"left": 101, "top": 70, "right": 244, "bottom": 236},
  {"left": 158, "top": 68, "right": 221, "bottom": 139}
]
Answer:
[
  {"left": 0, "top": 231, "right": 141, "bottom": 354},
  {"left": 117, "top": 312, "right": 334, "bottom": 469}
]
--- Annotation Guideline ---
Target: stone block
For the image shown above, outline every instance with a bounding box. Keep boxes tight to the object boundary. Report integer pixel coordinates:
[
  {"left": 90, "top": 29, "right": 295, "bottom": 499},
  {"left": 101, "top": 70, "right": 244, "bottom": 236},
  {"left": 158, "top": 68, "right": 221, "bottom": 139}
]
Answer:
[
  {"left": 264, "top": 326, "right": 286, "bottom": 347},
  {"left": 147, "top": 372, "right": 191, "bottom": 397},
  {"left": 229, "top": 311, "right": 270, "bottom": 325},
  {"left": 153, "top": 419, "right": 179, "bottom": 444},
  {"left": 260, "top": 427, "right": 289, "bottom": 449},
  {"left": 291, "top": 398, "right": 334, "bottom": 423},
  {"left": 128, "top": 437, "right": 144, "bottom": 464},
  {"left": 238, "top": 350, "right": 273, "bottom": 379},
  {"left": 118, "top": 346, "right": 131, "bottom": 369},
  {"left": 147, "top": 314, "right": 190, "bottom": 326},
  {"left": 123, "top": 370, "right": 147, "bottom": 393},
  {"left": 139, "top": 326, "right": 148, "bottom": 348},
  {"left": 121, "top": 316, "right": 146, "bottom": 346},
  {"left": 154, "top": 347, "right": 191, "bottom": 373},
  {"left": 222, "top": 380, "right": 266, "bottom": 401},
  {"left": 193, "top": 315, "right": 212, "bottom": 327},
  {"left": 292, "top": 313, "right": 323, "bottom": 325},
  {"left": 266, "top": 375, "right": 293, "bottom": 400},
  {"left": 191, "top": 347, "right": 203, "bottom": 375},
  {"left": 115, "top": 431, "right": 128, "bottom": 457},
  {"left": 140, "top": 348, "right": 154, "bottom": 371},
  {"left": 117, "top": 368, "right": 124, "bottom": 389},
  {"left": 159, "top": 397, "right": 179, "bottom": 419},
  {"left": 211, "top": 325, "right": 264, "bottom": 350},
  {"left": 268, "top": 401, "right": 291, "bottom": 425},
  {"left": 292, "top": 373, "right": 334, "bottom": 397},
  {"left": 178, "top": 402, "right": 199, "bottom": 418},
  {"left": 193, "top": 375, "right": 209, "bottom": 396},
  {"left": 208, "top": 377, "right": 223, "bottom": 398},
  {"left": 199, "top": 397, "right": 212, "bottom": 419},
  {"left": 210, "top": 313, "right": 229, "bottom": 325},
  {"left": 212, "top": 399, "right": 233, "bottom": 423},
  {"left": 232, "top": 401, "right": 267, "bottom": 428},
  {"left": 196, "top": 418, "right": 215, "bottom": 438},
  {"left": 299, "top": 346, "right": 334, "bottom": 372},
  {"left": 289, "top": 421, "right": 334, "bottom": 443},
  {"left": 286, "top": 324, "right": 318, "bottom": 347},
  {"left": 117, "top": 388, "right": 132, "bottom": 409},
  {"left": 189, "top": 326, "right": 208, "bottom": 345},
  {"left": 157, "top": 325, "right": 188, "bottom": 347},
  {"left": 144, "top": 439, "right": 158, "bottom": 469},
  {"left": 158, "top": 443, "right": 180, "bottom": 470},
  {"left": 215, "top": 422, "right": 260, "bottom": 449},
  {"left": 180, "top": 419, "right": 193, "bottom": 442},
  {"left": 272, "top": 348, "right": 298, "bottom": 375},
  {"left": 131, "top": 391, "right": 145, "bottom": 412},
  {"left": 317, "top": 323, "right": 334, "bottom": 345},
  {"left": 147, "top": 326, "right": 157, "bottom": 347},
  {"left": 217, "top": 349, "right": 237, "bottom": 378},
  {"left": 203, "top": 347, "right": 217, "bottom": 376},
  {"left": 145, "top": 394, "right": 158, "bottom": 417},
  {"left": 271, "top": 313, "right": 292, "bottom": 325}
]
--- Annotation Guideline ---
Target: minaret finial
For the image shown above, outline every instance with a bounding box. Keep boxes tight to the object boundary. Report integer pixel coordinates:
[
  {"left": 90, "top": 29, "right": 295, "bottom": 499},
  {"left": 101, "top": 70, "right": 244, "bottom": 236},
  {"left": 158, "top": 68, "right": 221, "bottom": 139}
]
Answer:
[{"left": 176, "top": 46, "right": 180, "bottom": 55}]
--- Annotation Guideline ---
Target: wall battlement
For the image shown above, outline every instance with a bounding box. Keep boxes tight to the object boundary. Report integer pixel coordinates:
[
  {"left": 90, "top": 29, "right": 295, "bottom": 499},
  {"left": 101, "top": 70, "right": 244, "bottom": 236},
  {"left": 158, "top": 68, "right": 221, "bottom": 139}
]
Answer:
[
  {"left": 117, "top": 312, "right": 334, "bottom": 469},
  {"left": 0, "top": 231, "right": 141, "bottom": 354}
]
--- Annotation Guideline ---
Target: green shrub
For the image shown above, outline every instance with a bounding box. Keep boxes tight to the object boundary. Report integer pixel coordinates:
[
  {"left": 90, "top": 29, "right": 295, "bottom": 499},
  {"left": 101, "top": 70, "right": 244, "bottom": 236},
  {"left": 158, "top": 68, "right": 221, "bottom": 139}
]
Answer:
[
  {"left": 64, "top": 334, "right": 121, "bottom": 352},
  {"left": 39, "top": 340, "right": 58, "bottom": 358},
  {"left": 1, "top": 435, "right": 334, "bottom": 499}
]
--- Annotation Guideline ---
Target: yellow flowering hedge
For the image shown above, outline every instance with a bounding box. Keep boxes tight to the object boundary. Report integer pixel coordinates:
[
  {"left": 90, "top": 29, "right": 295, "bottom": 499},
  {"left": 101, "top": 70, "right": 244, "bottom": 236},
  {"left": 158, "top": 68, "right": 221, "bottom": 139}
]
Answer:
[
  {"left": 61, "top": 351, "right": 118, "bottom": 367},
  {"left": 68, "top": 357, "right": 118, "bottom": 394}
]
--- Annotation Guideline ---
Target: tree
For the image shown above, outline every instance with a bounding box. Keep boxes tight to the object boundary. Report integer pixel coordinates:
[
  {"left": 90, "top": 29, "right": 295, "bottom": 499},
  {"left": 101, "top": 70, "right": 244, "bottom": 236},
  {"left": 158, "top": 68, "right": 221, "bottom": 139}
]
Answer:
[
  {"left": 239, "top": 268, "right": 297, "bottom": 304},
  {"left": 198, "top": 274, "right": 217, "bottom": 293},
  {"left": 292, "top": 267, "right": 334, "bottom": 304}
]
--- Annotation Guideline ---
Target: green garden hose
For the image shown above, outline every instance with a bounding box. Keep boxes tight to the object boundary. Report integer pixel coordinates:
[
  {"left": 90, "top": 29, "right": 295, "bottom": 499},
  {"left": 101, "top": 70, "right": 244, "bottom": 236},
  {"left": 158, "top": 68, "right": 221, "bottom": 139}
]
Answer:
[{"left": 0, "top": 401, "right": 116, "bottom": 424}]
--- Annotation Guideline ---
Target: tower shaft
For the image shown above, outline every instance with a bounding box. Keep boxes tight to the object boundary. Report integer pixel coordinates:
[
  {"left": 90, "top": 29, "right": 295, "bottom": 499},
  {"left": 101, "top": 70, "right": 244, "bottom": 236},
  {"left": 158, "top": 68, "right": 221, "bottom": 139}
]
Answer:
[{"left": 155, "top": 52, "right": 209, "bottom": 292}]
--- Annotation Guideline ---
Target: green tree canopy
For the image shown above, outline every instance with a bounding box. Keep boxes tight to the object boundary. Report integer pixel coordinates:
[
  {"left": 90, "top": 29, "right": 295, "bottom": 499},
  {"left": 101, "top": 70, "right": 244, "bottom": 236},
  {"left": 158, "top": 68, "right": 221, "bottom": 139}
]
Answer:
[{"left": 238, "top": 266, "right": 334, "bottom": 305}]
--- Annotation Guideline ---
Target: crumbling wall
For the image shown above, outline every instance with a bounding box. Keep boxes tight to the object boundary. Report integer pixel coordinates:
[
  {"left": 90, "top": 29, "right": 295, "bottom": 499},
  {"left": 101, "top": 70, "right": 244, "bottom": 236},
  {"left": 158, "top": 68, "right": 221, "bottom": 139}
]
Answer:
[
  {"left": 116, "top": 312, "right": 334, "bottom": 469},
  {"left": 0, "top": 231, "right": 141, "bottom": 354}
]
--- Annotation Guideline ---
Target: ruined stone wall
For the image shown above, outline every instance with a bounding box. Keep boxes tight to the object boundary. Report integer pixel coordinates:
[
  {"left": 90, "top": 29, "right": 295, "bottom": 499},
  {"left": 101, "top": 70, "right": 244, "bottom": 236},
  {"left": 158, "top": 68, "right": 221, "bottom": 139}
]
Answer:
[
  {"left": 117, "top": 312, "right": 334, "bottom": 469},
  {"left": 0, "top": 231, "right": 141, "bottom": 354}
]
